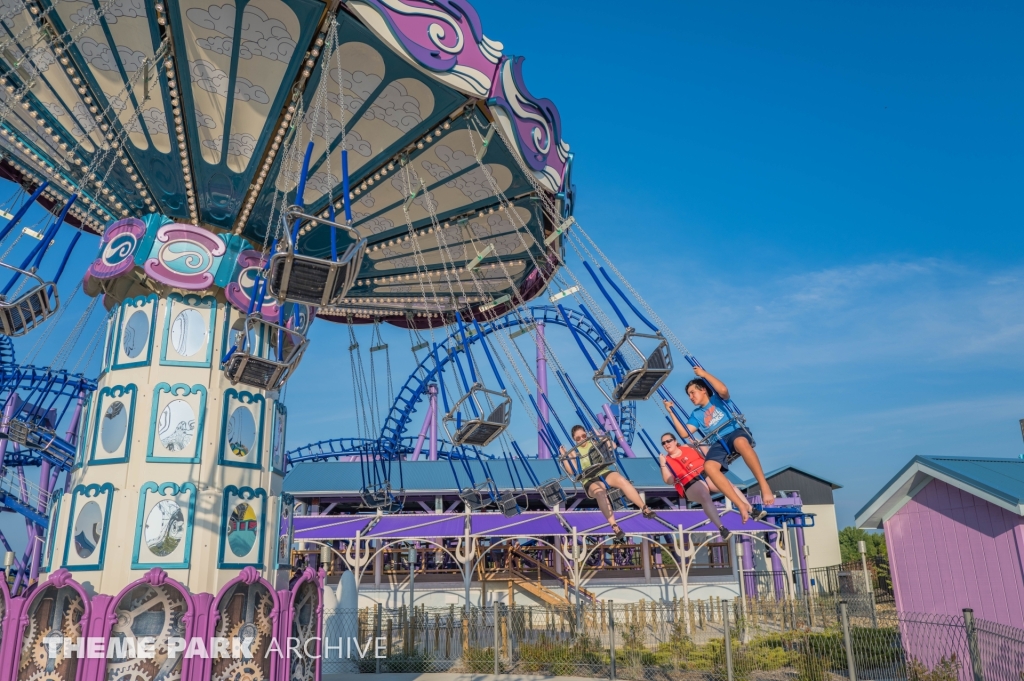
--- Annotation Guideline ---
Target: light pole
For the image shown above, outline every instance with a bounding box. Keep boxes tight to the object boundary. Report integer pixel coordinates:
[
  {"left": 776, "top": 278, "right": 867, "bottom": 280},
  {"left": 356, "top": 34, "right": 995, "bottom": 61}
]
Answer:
[
  {"left": 858, "top": 540, "right": 877, "bottom": 628},
  {"left": 408, "top": 544, "right": 416, "bottom": 609},
  {"left": 734, "top": 540, "right": 747, "bottom": 643}
]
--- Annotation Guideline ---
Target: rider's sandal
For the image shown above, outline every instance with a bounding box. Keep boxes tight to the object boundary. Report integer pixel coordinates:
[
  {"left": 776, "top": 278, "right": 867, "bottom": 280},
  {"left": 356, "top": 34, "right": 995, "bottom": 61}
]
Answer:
[
  {"left": 613, "top": 526, "right": 627, "bottom": 543},
  {"left": 641, "top": 506, "right": 656, "bottom": 519}
]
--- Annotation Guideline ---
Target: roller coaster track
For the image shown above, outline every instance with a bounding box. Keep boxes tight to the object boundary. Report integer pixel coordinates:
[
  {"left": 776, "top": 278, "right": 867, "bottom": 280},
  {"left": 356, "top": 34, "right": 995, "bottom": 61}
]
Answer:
[
  {"left": 287, "top": 305, "right": 637, "bottom": 470},
  {"left": 0, "top": 337, "right": 97, "bottom": 527}
]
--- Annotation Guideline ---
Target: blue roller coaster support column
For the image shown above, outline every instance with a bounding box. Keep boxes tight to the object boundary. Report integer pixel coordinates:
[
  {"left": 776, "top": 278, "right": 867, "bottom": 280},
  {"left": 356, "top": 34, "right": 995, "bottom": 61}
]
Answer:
[
  {"left": 0, "top": 393, "right": 18, "bottom": 466},
  {"left": 429, "top": 384, "right": 439, "bottom": 461},
  {"left": 537, "top": 321, "right": 550, "bottom": 459},
  {"left": 411, "top": 385, "right": 435, "bottom": 461},
  {"left": 433, "top": 343, "right": 451, "bottom": 414},
  {"left": 0, "top": 181, "right": 48, "bottom": 244}
]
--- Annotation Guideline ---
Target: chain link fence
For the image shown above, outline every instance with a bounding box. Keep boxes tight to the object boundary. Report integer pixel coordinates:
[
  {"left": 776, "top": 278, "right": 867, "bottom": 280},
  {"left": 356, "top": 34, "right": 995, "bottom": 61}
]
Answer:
[{"left": 320, "top": 596, "right": 1024, "bottom": 680}]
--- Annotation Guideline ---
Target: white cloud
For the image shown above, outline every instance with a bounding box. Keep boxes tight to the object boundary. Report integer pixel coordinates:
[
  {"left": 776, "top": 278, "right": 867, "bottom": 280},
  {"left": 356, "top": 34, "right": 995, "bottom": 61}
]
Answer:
[{"left": 655, "top": 259, "right": 1024, "bottom": 371}]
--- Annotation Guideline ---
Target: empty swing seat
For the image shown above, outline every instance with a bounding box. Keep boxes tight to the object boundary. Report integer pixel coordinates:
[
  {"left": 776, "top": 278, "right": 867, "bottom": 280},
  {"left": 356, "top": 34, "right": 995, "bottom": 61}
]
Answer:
[
  {"left": 537, "top": 478, "right": 567, "bottom": 508},
  {"left": 223, "top": 315, "right": 308, "bottom": 391},
  {"left": 0, "top": 266, "right": 58, "bottom": 337},
  {"left": 496, "top": 490, "right": 523, "bottom": 517},
  {"left": 6, "top": 420, "right": 75, "bottom": 469},
  {"left": 361, "top": 484, "right": 402, "bottom": 512},
  {"left": 5, "top": 418, "right": 32, "bottom": 445},
  {"left": 459, "top": 480, "right": 495, "bottom": 511},
  {"left": 594, "top": 328, "right": 673, "bottom": 403},
  {"left": 443, "top": 385, "right": 512, "bottom": 448},
  {"left": 267, "top": 207, "right": 367, "bottom": 306},
  {"left": 557, "top": 434, "right": 618, "bottom": 484}
]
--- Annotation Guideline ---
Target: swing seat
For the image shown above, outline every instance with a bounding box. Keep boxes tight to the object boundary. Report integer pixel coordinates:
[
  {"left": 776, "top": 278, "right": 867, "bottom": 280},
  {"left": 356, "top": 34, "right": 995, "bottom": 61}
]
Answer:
[
  {"left": 691, "top": 415, "right": 751, "bottom": 466},
  {"left": 606, "top": 487, "right": 627, "bottom": 510},
  {"left": 537, "top": 479, "right": 567, "bottom": 508},
  {"left": 443, "top": 385, "right": 512, "bottom": 448},
  {"left": 0, "top": 265, "right": 58, "bottom": 337},
  {"left": 267, "top": 207, "right": 367, "bottom": 306},
  {"left": 6, "top": 419, "right": 32, "bottom": 445},
  {"left": 223, "top": 315, "right": 308, "bottom": 391},
  {"left": 6, "top": 420, "right": 75, "bottom": 469},
  {"left": 458, "top": 480, "right": 494, "bottom": 511},
  {"left": 496, "top": 490, "right": 523, "bottom": 518},
  {"left": 361, "top": 484, "right": 402, "bottom": 512},
  {"left": 594, "top": 328, "right": 673, "bottom": 403},
  {"left": 558, "top": 434, "right": 618, "bottom": 484}
]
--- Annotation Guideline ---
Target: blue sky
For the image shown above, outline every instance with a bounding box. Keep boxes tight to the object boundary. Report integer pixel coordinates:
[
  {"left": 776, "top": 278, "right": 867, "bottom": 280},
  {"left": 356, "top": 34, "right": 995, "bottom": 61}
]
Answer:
[{"left": 2, "top": 0, "right": 1021, "bottom": 553}]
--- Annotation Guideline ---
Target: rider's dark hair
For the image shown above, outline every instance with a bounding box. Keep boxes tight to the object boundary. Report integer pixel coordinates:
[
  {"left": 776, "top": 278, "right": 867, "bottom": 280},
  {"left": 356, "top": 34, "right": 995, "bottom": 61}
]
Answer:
[{"left": 685, "top": 378, "right": 714, "bottom": 397}]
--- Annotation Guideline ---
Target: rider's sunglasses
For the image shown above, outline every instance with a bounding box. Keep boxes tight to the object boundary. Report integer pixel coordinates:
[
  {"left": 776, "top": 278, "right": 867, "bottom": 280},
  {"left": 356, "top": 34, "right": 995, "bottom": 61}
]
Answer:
[{"left": 661, "top": 438, "right": 675, "bottom": 445}]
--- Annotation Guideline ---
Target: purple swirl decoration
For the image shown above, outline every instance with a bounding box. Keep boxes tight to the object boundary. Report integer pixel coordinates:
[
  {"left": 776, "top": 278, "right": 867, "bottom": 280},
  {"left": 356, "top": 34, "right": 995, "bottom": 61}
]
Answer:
[
  {"left": 488, "top": 56, "right": 569, "bottom": 192},
  {"left": 354, "top": 0, "right": 503, "bottom": 96},
  {"left": 87, "top": 217, "right": 146, "bottom": 280},
  {"left": 143, "top": 224, "right": 226, "bottom": 290}
]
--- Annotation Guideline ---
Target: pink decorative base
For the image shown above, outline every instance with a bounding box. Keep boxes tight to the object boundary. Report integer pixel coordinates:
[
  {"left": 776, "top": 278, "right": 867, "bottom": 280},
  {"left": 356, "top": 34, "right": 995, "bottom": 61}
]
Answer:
[{"left": 0, "top": 567, "right": 324, "bottom": 681}]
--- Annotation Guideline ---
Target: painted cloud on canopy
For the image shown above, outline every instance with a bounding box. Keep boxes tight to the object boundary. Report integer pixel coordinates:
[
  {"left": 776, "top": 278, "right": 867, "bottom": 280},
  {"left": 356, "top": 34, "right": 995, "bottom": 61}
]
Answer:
[
  {"left": 187, "top": 4, "right": 295, "bottom": 63},
  {"left": 202, "top": 133, "right": 257, "bottom": 158},
  {"left": 77, "top": 38, "right": 146, "bottom": 73},
  {"left": 68, "top": 0, "right": 145, "bottom": 25},
  {"left": 190, "top": 59, "right": 269, "bottom": 103}
]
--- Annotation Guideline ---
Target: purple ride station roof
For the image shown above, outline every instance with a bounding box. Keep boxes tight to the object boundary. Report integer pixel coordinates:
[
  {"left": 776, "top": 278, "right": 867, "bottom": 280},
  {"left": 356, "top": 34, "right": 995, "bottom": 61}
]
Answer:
[{"left": 293, "top": 509, "right": 781, "bottom": 541}]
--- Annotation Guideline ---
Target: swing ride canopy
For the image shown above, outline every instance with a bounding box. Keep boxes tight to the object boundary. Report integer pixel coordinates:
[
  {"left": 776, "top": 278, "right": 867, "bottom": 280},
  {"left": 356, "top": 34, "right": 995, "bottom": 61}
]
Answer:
[{"left": 0, "top": 0, "right": 572, "bottom": 323}]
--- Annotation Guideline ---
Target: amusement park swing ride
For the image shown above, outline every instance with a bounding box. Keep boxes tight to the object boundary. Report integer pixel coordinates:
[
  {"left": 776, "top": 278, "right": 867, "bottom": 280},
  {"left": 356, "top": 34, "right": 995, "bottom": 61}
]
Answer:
[{"left": 0, "top": 0, "right": 814, "bottom": 678}]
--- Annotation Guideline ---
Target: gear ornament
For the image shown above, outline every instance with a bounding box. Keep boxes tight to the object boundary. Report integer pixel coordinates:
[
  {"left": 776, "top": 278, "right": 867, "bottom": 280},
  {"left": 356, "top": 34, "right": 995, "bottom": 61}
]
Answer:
[
  {"left": 210, "top": 585, "right": 274, "bottom": 681},
  {"left": 17, "top": 586, "right": 83, "bottom": 681},
  {"left": 105, "top": 584, "right": 187, "bottom": 681}
]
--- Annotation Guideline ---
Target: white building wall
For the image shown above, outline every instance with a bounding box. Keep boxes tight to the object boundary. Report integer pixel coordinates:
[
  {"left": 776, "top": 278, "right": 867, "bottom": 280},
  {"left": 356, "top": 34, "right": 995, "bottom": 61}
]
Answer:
[{"left": 799, "top": 503, "right": 842, "bottom": 569}]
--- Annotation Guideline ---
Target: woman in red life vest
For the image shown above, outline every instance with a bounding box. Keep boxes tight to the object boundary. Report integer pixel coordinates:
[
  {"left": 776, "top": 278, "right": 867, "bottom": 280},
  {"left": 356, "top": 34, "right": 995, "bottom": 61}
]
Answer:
[{"left": 658, "top": 432, "right": 748, "bottom": 540}]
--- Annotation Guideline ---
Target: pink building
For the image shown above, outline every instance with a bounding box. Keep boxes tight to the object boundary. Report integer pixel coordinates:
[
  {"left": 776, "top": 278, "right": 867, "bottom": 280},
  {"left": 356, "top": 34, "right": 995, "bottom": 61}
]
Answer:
[{"left": 856, "top": 456, "right": 1024, "bottom": 628}]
